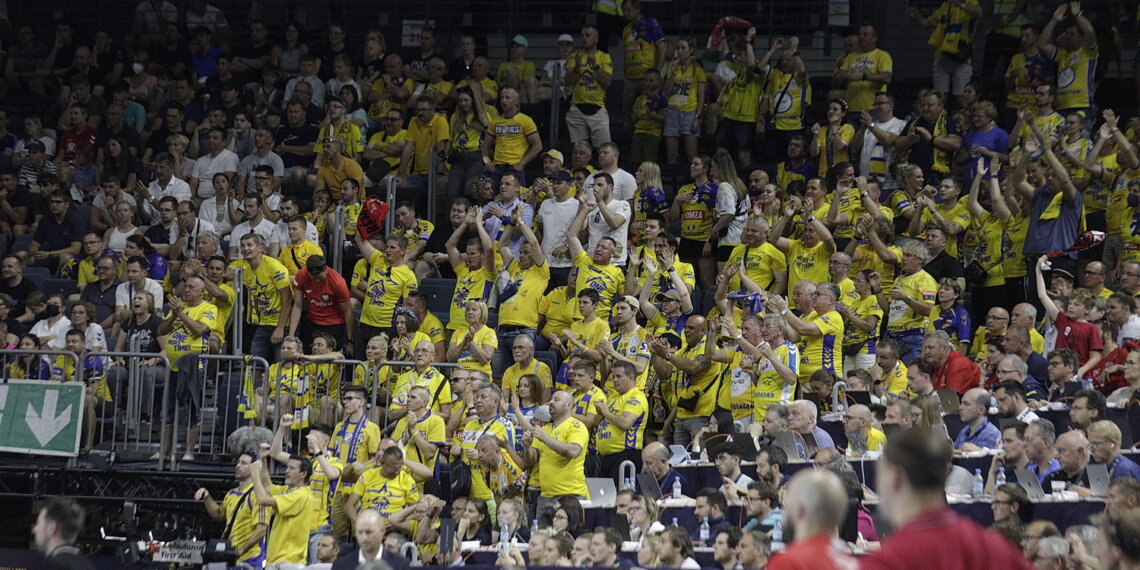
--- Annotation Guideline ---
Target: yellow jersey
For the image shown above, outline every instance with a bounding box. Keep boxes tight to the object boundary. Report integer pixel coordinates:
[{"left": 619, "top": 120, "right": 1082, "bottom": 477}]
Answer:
[
  {"left": 622, "top": 19, "right": 664, "bottom": 80},
  {"left": 567, "top": 317, "right": 611, "bottom": 359},
  {"left": 230, "top": 256, "right": 290, "bottom": 326},
  {"left": 798, "top": 310, "right": 843, "bottom": 383},
  {"left": 573, "top": 251, "right": 624, "bottom": 320},
  {"left": 538, "top": 287, "right": 580, "bottom": 339},
  {"left": 596, "top": 388, "right": 648, "bottom": 455},
  {"left": 220, "top": 484, "right": 266, "bottom": 562},
  {"left": 497, "top": 61, "right": 536, "bottom": 84},
  {"left": 964, "top": 211, "right": 1006, "bottom": 287},
  {"left": 406, "top": 114, "right": 450, "bottom": 175},
  {"left": 881, "top": 361, "right": 909, "bottom": 397},
  {"left": 165, "top": 301, "right": 217, "bottom": 370},
  {"left": 264, "top": 484, "right": 311, "bottom": 565},
  {"left": 720, "top": 70, "right": 764, "bottom": 123},
  {"left": 390, "top": 365, "right": 452, "bottom": 413},
  {"left": 502, "top": 359, "right": 553, "bottom": 394},
  {"left": 488, "top": 111, "right": 538, "bottom": 166},
  {"left": 279, "top": 240, "right": 324, "bottom": 276},
  {"left": 666, "top": 62, "right": 706, "bottom": 112},
  {"left": 454, "top": 415, "right": 515, "bottom": 500},
  {"left": 815, "top": 124, "right": 855, "bottom": 178},
  {"left": 887, "top": 270, "right": 937, "bottom": 332},
  {"left": 566, "top": 50, "right": 613, "bottom": 107},
  {"left": 608, "top": 327, "right": 652, "bottom": 391},
  {"left": 678, "top": 181, "right": 719, "bottom": 242},
  {"left": 766, "top": 68, "right": 811, "bottom": 131},
  {"left": 844, "top": 294, "right": 884, "bottom": 356},
  {"left": 852, "top": 242, "right": 902, "bottom": 292},
  {"left": 727, "top": 242, "right": 787, "bottom": 291},
  {"left": 307, "top": 455, "right": 343, "bottom": 530},
  {"left": 753, "top": 341, "right": 798, "bottom": 423},
  {"left": 498, "top": 260, "right": 550, "bottom": 328},
  {"left": 919, "top": 200, "right": 971, "bottom": 258},
  {"left": 787, "top": 239, "right": 831, "bottom": 302},
  {"left": 360, "top": 251, "right": 418, "bottom": 328},
  {"left": 449, "top": 263, "right": 495, "bottom": 330},
  {"left": 535, "top": 417, "right": 591, "bottom": 498},
  {"left": 838, "top": 49, "right": 893, "bottom": 112},
  {"left": 391, "top": 411, "right": 447, "bottom": 473},
  {"left": 673, "top": 338, "right": 724, "bottom": 419},
  {"left": 449, "top": 325, "right": 497, "bottom": 377},
  {"left": 1053, "top": 45, "right": 1098, "bottom": 110},
  {"left": 484, "top": 452, "right": 527, "bottom": 503},
  {"left": 352, "top": 465, "right": 421, "bottom": 518},
  {"left": 366, "top": 129, "right": 408, "bottom": 169}
]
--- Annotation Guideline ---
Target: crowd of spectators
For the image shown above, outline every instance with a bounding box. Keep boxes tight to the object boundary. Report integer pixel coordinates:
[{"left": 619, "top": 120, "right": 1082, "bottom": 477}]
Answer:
[{"left": 5, "top": 0, "right": 1140, "bottom": 568}]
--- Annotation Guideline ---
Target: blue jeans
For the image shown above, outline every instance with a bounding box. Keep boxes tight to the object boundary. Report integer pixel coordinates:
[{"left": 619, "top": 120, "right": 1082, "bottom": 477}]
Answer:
[
  {"left": 886, "top": 330, "right": 926, "bottom": 365},
  {"left": 250, "top": 325, "right": 279, "bottom": 364},
  {"left": 164, "top": 353, "right": 204, "bottom": 426}
]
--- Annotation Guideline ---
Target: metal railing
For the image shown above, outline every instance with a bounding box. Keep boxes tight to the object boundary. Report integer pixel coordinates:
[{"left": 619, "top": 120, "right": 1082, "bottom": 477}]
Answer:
[
  {"left": 332, "top": 204, "right": 347, "bottom": 274},
  {"left": 88, "top": 350, "right": 173, "bottom": 468},
  {"left": 168, "top": 354, "right": 271, "bottom": 470},
  {"left": 230, "top": 266, "right": 245, "bottom": 356}
]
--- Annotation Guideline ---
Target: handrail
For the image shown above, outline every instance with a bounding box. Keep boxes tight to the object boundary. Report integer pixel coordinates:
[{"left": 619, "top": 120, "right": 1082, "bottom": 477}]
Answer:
[{"left": 231, "top": 266, "right": 244, "bottom": 356}]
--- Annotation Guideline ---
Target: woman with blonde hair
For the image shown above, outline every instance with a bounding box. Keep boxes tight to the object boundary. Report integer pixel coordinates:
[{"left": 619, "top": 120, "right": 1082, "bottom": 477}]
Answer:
[
  {"left": 708, "top": 151, "right": 750, "bottom": 270},
  {"left": 166, "top": 133, "right": 194, "bottom": 181},
  {"left": 628, "top": 494, "right": 665, "bottom": 544},
  {"left": 446, "top": 300, "right": 496, "bottom": 378},
  {"left": 633, "top": 161, "right": 668, "bottom": 242}
]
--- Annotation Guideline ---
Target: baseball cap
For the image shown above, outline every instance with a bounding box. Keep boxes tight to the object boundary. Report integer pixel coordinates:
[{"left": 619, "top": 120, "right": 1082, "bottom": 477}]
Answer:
[
  {"left": 558, "top": 34, "right": 574, "bottom": 44},
  {"left": 326, "top": 96, "right": 345, "bottom": 107},
  {"left": 657, "top": 289, "right": 684, "bottom": 302},
  {"left": 533, "top": 405, "right": 552, "bottom": 423},
  {"left": 550, "top": 170, "right": 573, "bottom": 183},
  {"left": 511, "top": 34, "right": 529, "bottom": 47},
  {"left": 620, "top": 295, "right": 641, "bottom": 312},
  {"left": 542, "top": 149, "right": 564, "bottom": 163}
]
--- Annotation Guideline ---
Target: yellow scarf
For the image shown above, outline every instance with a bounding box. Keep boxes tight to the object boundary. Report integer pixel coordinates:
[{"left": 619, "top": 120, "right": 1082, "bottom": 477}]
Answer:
[
  {"left": 928, "top": 3, "right": 974, "bottom": 56},
  {"left": 907, "top": 109, "right": 952, "bottom": 174}
]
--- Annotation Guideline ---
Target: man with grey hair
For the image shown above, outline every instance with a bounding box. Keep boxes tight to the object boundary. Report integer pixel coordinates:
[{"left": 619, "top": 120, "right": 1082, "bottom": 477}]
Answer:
[
  {"left": 1026, "top": 418, "right": 1061, "bottom": 483},
  {"left": 1032, "top": 536, "right": 1069, "bottom": 570},
  {"left": 954, "top": 387, "right": 1000, "bottom": 451},
  {"left": 994, "top": 354, "right": 1046, "bottom": 400},
  {"left": 1043, "top": 429, "right": 1091, "bottom": 489},
  {"left": 788, "top": 399, "right": 835, "bottom": 451},
  {"left": 735, "top": 528, "right": 771, "bottom": 570},
  {"left": 766, "top": 281, "right": 843, "bottom": 384},
  {"left": 920, "top": 329, "right": 979, "bottom": 395},
  {"left": 789, "top": 279, "right": 817, "bottom": 318},
  {"left": 767, "top": 469, "right": 855, "bottom": 567},
  {"left": 883, "top": 239, "right": 937, "bottom": 364}
]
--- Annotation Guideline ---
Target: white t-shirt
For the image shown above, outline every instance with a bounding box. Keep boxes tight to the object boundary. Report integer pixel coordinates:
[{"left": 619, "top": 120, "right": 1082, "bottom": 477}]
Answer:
[
  {"left": 537, "top": 197, "right": 580, "bottom": 268},
  {"left": 230, "top": 218, "right": 278, "bottom": 258},
  {"left": 30, "top": 317, "right": 73, "bottom": 350},
  {"left": 584, "top": 168, "right": 637, "bottom": 202},
  {"left": 145, "top": 175, "right": 193, "bottom": 220},
  {"left": 858, "top": 116, "right": 907, "bottom": 189},
  {"left": 586, "top": 198, "right": 631, "bottom": 265},
  {"left": 191, "top": 149, "right": 240, "bottom": 199},
  {"left": 198, "top": 197, "right": 242, "bottom": 234},
  {"left": 236, "top": 151, "right": 286, "bottom": 194},
  {"left": 115, "top": 279, "right": 165, "bottom": 312},
  {"left": 274, "top": 218, "right": 319, "bottom": 248},
  {"left": 1120, "top": 314, "right": 1140, "bottom": 346},
  {"left": 714, "top": 182, "right": 750, "bottom": 245}
]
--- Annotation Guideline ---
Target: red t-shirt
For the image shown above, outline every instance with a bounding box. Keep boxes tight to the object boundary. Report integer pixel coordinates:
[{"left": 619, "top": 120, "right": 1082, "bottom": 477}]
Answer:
[
  {"left": 59, "top": 126, "right": 98, "bottom": 161},
  {"left": 1088, "top": 346, "right": 1129, "bottom": 395},
  {"left": 932, "top": 350, "right": 980, "bottom": 396},
  {"left": 292, "top": 267, "right": 350, "bottom": 325},
  {"left": 863, "top": 508, "right": 1034, "bottom": 570},
  {"left": 768, "top": 534, "right": 859, "bottom": 570},
  {"left": 1054, "top": 311, "right": 1104, "bottom": 364}
]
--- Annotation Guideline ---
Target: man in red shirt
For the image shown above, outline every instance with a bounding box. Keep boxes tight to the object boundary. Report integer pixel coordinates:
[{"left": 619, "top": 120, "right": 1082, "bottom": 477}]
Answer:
[
  {"left": 921, "top": 330, "right": 980, "bottom": 395},
  {"left": 767, "top": 469, "right": 856, "bottom": 570},
  {"left": 864, "top": 430, "right": 1034, "bottom": 570},
  {"left": 56, "top": 103, "right": 99, "bottom": 164},
  {"left": 289, "top": 254, "right": 353, "bottom": 353}
]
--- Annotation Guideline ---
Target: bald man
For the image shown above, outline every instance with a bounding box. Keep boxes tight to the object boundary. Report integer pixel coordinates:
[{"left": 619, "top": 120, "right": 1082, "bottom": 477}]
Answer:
[
  {"left": 968, "top": 306, "right": 1009, "bottom": 358},
  {"left": 1082, "top": 261, "right": 1112, "bottom": 299},
  {"left": 640, "top": 441, "right": 689, "bottom": 498},
  {"left": 842, "top": 404, "right": 885, "bottom": 456},
  {"left": 1042, "top": 430, "right": 1091, "bottom": 491},
  {"left": 767, "top": 469, "right": 856, "bottom": 568},
  {"left": 954, "top": 387, "right": 1000, "bottom": 452},
  {"left": 333, "top": 509, "right": 408, "bottom": 570}
]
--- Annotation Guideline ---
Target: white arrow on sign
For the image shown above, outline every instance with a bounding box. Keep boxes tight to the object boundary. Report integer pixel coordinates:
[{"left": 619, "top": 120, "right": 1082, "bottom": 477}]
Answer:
[{"left": 25, "top": 390, "right": 73, "bottom": 446}]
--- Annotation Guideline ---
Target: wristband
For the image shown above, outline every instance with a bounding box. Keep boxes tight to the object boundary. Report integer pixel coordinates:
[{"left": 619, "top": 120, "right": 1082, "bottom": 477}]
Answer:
[{"left": 780, "top": 309, "right": 788, "bottom": 316}]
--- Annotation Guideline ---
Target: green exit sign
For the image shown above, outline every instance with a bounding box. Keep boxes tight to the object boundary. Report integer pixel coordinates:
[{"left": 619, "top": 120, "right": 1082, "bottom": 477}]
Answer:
[{"left": 0, "top": 381, "right": 84, "bottom": 456}]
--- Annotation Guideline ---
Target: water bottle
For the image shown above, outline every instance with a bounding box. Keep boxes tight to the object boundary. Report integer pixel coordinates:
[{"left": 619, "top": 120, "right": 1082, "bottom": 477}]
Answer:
[
  {"left": 772, "top": 519, "right": 784, "bottom": 552},
  {"left": 530, "top": 518, "right": 539, "bottom": 537},
  {"left": 630, "top": 521, "right": 641, "bottom": 541},
  {"left": 972, "top": 468, "right": 984, "bottom": 498},
  {"left": 995, "top": 467, "right": 1007, "bottom": 488},
  {"left": 500, "top": 522, "right": 510, "bottom": 554},
  {"left": 698, "top": 517, "right": 710, "bottom": 546},
  {"left": 672, "top": 478, "right": 682, "bottom": 498},
  {"left": 672, "top": 517, "right": 679, "bottom": 528}
]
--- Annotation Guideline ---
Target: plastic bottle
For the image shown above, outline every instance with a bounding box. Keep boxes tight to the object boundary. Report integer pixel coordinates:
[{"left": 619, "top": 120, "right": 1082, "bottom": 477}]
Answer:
[
  {"left": 630, "top": 521, "right": 641, "bottom": 541},
  {"left": 672, "top": 478, "right": 682, "bottom": 498},
  {"left": 972, "top": 468, "right": 984, "bottom": 498},
  {"left": 672, "top": 517, "right": 679, "bottom": 528},
  {"left": 698, "top": 517, "right": 710, "bottom": 546},
  {"left": 772, "top": 519, "right": 784, "bottom": 551},
  {"left": 500, "top": 522, "right": 510, "bottom": 554},
  {"left": 995, "top": 467, "right": 1006, "bottom": 488},
  {"left": 530, "top": 518, "right": 539, "bottom": 537}
]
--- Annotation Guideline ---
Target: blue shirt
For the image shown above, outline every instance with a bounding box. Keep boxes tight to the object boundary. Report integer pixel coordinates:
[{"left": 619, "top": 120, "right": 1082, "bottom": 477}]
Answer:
[
  {"left": 1105, "top": 454, "right": 1140, "bottom": 481},
  {"left": 954, "top": 418, "right": 1000, "bottom": 449},
  {"left": 811, "top": 425, "right": 836, "bottom": 450},
  {"left": 744, "top": 507, "right": 783, "bottom": 531},
  {"left": 653, "top": 468, "right": 689, "bottom": 498},
  {"left": 1029, "top": 457, "right": 1061, "bottom": 483}
]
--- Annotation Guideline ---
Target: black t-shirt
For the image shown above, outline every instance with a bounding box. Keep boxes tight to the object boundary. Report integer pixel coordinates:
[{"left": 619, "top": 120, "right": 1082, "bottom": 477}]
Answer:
[
  {"left": 145, "top": 222, "right": 175, "bottom": 248},
  {"left": 0, "top": 277, "right": 39, "bottom": 311},
  {"left": 81, "top": 279, "right": 120, "bottom": 324},
  {"left": 422, "top": 224, "right": 476, "bottom": 279},
  {"left": 924, "top": 250, "right": 964, "bottom": 284},
  {"left": 121, "top": 314, "right": 164, "bottom": 353},
  {"left": 904, "top": 115, "right": 959, "bottom": 179},
  {"left": 275, "top": 123, "right": 320, "bottom": 168},
  {"left": 314, "top": 45, "right": 352, "bottom": 81}
]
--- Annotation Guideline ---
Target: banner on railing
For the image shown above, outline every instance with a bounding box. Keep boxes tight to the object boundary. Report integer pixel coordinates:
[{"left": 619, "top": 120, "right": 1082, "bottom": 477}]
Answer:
[{"left": 0, "top": 380, "right": 84, "bottom": 456}]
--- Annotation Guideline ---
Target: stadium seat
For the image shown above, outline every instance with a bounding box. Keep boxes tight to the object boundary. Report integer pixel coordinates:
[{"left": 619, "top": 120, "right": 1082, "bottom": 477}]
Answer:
[
  {"left": 24, "top": 266, "right": 51, "bottom": 280},
  {"left": 43, "top": 278, "right": 79, "bottom": 297},
  {"left": 534, "top": 350, "right": 561, "bottom": 381},
  {"left": 11, "top": 234, "right": 33, "bottom": 254},
  {"left": 24, "top": 273, "right": 44, "bottom": 291},
  {"left": 420, "top": 278, "right": 456, "bottom": 314}
]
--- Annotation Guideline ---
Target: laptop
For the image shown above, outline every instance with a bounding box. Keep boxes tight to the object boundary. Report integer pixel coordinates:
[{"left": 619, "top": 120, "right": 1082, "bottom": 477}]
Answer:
[
  {"left": 1015, "top": 468, "right": 1047, "bottom": 499},
  {"left": 936, "top": 389, "right": 961, "bottom": 415},
  {"left": 637, "top": 472, "right": 663, "bottom": 500},
  {"left": 728, "top": 433, "right": 759, "bottom": 460},
  {"left": 668, "top": 444, "right": 691, "bottom": 466},
  {"left": 1087, "top": 463, "right": 1111, "bottom": 497},
  {"left": 585, "top": 477, "right": 618, "bottom": 507},
  {"left": 846, "top": 391, "right": 873, "bottom": 406}
]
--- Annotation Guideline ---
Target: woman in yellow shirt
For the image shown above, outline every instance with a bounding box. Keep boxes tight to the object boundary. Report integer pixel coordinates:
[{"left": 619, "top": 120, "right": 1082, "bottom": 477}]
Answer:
[
  {"left": 447, "top": 86, "right": 492, "bottom": 202},
  {"left": 446, "top": 299, "right": 497, "bottom": 378},
  {"left": 663, "top": 38, "right": 707, "bottom": 165},
  {"left": 810, "top": 99, "right": 855, "bottom": 178}
]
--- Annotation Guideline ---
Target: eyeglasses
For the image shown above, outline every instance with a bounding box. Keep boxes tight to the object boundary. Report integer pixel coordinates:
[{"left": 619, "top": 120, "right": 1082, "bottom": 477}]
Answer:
[
  {"left": 1070, "top": 405, "right": 1089, "bottom": 411},
  {"left": 1089, "top": 440, "right": 1115, "bottom": 448},
  {"left": 386, "top": 117, "right": 402, "bottom": 122}
]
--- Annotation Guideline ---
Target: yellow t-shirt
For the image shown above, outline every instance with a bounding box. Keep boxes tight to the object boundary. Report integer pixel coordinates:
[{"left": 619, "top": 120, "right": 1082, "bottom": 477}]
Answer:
[
  {"left": 882, "top": 361, "right": 909, "bottom": 397},
  {"left": 814, "top": 124, "right": 856, "bottom": 178},
  {"left": 765, "top": 68, "right": 811, "bottom": 131},
  {"left": 838, "top": 48, "right": 893, "bottom": 111},
  {"left": 567, "top": 317, "right": 611, "bottom": 359},
  {"left": 1053, "top": 45, "right": 1098, "bottom": 110},
  {"left": 636, "top": 261, "right": 697, "bottom": 302},
  {"left": 623, "top": 21, "right": 660, "bottom": 80},
  {"left": 421, "top": 312, "right": 447, "bottom": 345},
  {"left": 633, "top": 94, "right": 665, "bottom": 136},
  {"left": 315, "top": 121, "right": 364, "bottom": 157},
  {"left": 449, "top": 325, "right": 497, "bottom": 377},
  {"left": 887, "top": 270, "right": 938, "bottom": 332},
  {"left": 720, "top": 70, "right": 764, "bottom": 123},
  {"left": 487, "top": 111, "right": 538, "bottom": 166},
  {"left": 308, "top": 361, "right": 341, "bottom": 400},
  {"left": 1086, "top": 153, "right": 1117, "bottom": 213},
  {"left": 454, "top": 416, "right": 515, "bottom": 500},
  {"left": 449, "top": 263, "right": 495, "bottom": 330},
  {"left": 165, "top": 301, "right": 217, "bottom": 369},
  {"left": 753, "top": 341, "right": 798, "bottom": 423},
  {"left": 852, "top": 242, "right": 902, "bottom": 292},
  {"left": 573, "top": 251, "right": 624, "bottom": 320},
  {"left": 450, "top": 113, "right": 485, "bottom": 153},
  {"left": 230, "top": 256, "right": 291, "bottom": 326},
  {"left": 535, "top": 417, "right": 591, "bottom": 498},
  {"left": 502, "top": 359, "right": 553, "bottom": 394},
  {"left": 538, "top": 287, "right": 580, "bottom": 339},
  {"left": 498, "top": 260, "right": 550, "bottom": 328},
  {"left": 360, "top": 251, "right": 418, "bottom": 328},
  {"left": 264, "top": 484, "right": 311, "bottom": 565},
  {"left": 866, "top": 427, "right": 887, "bottom": 452},
  {"left": 566, "top": 50, "right": 613, "bottom": 107},
  {"left": 367, "top": 76, "right": 416, "bottom": 119},
  {"left": 963, "top": 211, "right": 1006, "bottom": 287},
  {"left": 723, "top": 349, "right": 756, "bottom": 420},
  {"left": 727, "top": 242, "right": 787, "bottom": 291},
  {"left": 667, "top": 62, "right": 706, "bottom": 112},
  {"left": 844, "top": 294, "right": 884, "bottom": 355},
  {"left": 279, "top": 240, "right": 324, "bottom": 276},
  {"left": 366, "top": 129, "right": 408, "bottom": 169},
  {"left": 390, "top": 364, "right": 452, "bottom": 412},
  {"left": 1107, "top": 168, "right": 1139, "bottom": 236},
  {"left": 307, "top": 455, "right": 344, "bottom": 530},
  {"left": 456, "top": 77, "right": 499, "bottom": 102},
  {"left": 406, "top": 114, "right": 450, "bottom": 175},
  {"left": 496, "top": 61, "right": 536, "bottom": 84},
  {"left": 391, "top": 411, "right": 447, "bottom": 473},
  {"left": 484, "top": 452, "right": 527, "bottom": 503},
  {"left": 352, "top": 465, "right": 421, "bottom": 518},
  {"left": 331, "top": 414, "right": 381, "bottom": 470},
  {"left": 786, "top": 239, "right": 831, "bottom": 300},
  {"left": 1002, "top": 211, "right": 1030, "bottom": 279},
  {"left": 608, "top": 327, "right": 652, "bottom": 391},
  {"left": 267, "top": 362, "right": 312, "bottom": 428},
  {"left": 798, "top": 310, "right": 843, "bottom": 382},
  {"left": 677, "top": 181, "right": 719, "bottom": 242},
  {"left": 220, "top": 484, "right": 266, "bottom": 563},
  {"left": 919, "top": 200, "right": 971, "bottom": 258},
  {"left": 596, "top": 388, "right": 648, "bottom": 455},
  {"left": 672, "top": 338, "right": 724, "bottom": 419}
]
